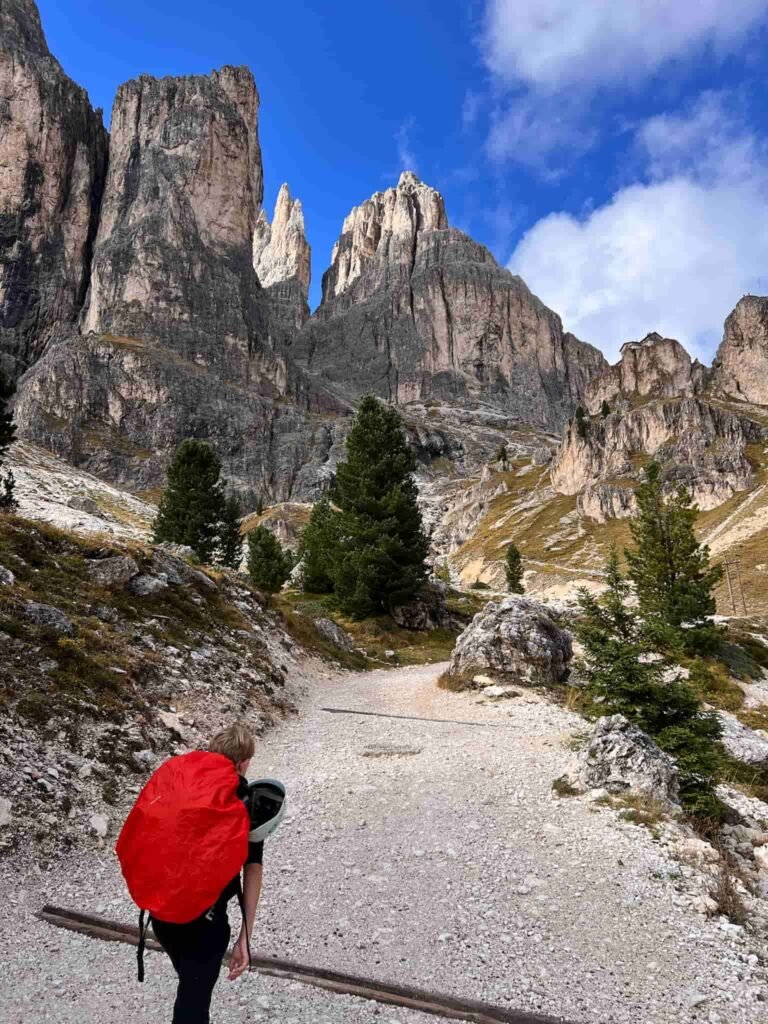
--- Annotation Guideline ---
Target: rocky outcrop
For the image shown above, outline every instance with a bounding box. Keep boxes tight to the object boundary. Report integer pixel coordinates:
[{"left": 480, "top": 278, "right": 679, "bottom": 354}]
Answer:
[
  {"left": 574, "top": 715, "right": 680, "bottom": 804},
  {"left": 290, "top": 172, "right": 606, "bottom": 431},
  {"left": 718, "top": 712, "right": 768, "bottom": 769},
  {"left": 552, "top": 398, "right": 764, "bottom": 514},
  {"left": 253, "top": 184, "right": 310, "bottom": 332},
  {"left": 449, "top": 596, "right": 572, "bottom": 684},
  {"left": 585, "top": 333, "right": 706, "bottom": 415},
  {"left": 712, "top": 296, "right": 768, "bottom": 406},
  {"left": 14, "top": 332, "right": 350, "bottom": 501},
  {"left": 313, "top": 618, "right": 353, "bottom": 651},
  {"left": 390, "top": 584, "right": 456, "bottom": 631},
  {"left": 0, "top": 0, "right": 108, "bottom": 375},
  {"left": 81, "top": 66, "right": 270, "bottom": 381}
]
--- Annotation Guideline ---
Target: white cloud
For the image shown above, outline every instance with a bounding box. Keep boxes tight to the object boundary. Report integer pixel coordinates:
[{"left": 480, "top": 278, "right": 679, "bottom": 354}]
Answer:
[
  {"left": 395, "top": 118, "right": 419, "bottom": 174},
  {"left": 483, "top": 0, "right": 768, "bottom": 91},
  {"left": 509, "top": 105, "right": 768, "bottom": 362}
]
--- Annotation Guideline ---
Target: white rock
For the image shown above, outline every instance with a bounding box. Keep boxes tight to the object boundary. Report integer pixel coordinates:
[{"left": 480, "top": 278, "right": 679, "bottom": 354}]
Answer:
[{"left": 89, "top": 814, "right": 109, "bottom": 838}]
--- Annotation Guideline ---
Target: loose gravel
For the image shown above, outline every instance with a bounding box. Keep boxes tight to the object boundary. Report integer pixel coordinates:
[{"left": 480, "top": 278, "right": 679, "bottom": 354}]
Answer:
[{"left": 1, "top": 662, "right": 767, "bottom": 1024}]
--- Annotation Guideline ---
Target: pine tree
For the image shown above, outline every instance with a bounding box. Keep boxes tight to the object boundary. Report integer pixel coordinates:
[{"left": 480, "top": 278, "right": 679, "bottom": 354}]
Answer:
[
  {"left": 331, "top": 396, "right": 428, "bottom": 618},
  {"left": 576, "top": 550, "right": 722, "bottom": 815},
  {"left": 600, "top": 399, "right": 611, "bottom": 418},
  {"left": 0, "top": 371, "right": 17, "bottom": 511},
  {"left": 505, "top": 542, "right": 524, "bottom": 593},
  {"left": 575, "top": 405, "right": 588, "bottom": 439},
  {"left": 246, "top": 526, "right": 291, "bottom": 593},
  {"left": 495, "top": 444, "right": 509, "bottom": 470},
  {"left": 218, "top": 495, "right": 244, "bottom": 569},
  {"left": 299, "top": 496, "right": 339, "bottom": 593},
  {"left": 153, "top": 440, "right": 226, "bottom": 563},
  {"left": 625, "top": 462, "right": 723, "bottom": 654}
]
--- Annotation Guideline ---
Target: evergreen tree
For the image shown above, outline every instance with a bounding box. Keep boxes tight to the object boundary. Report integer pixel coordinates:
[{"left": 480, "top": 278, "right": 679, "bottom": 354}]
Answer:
[
  {"left": 246, "top": 526, "right": 291, "bottom": 593},
  {"left": 218, "top": 495, "right": 244, "bottom": 569},
  {"left": 495, "top": 444, "right": 509, "bottom": 470},
  {"left": 576, "top": 550, "right": 722, "bottom": 815},
  {"left": 574, "top": 405, "right": 588, "bottom": 439},
  {"left": 0, "top": 371, "right": 17, "bottom": 511},
  {"left": 299, "top": 496, "right": 339, "bottom": 593},
  {"left": 331, "top": 396, "right": 429, "bottom": 618},
  {"left": 600, "top": 399, "right": 611, "bottom": 418},
  {"left": 505, "top": 542, "right": 524, "bottom": 593},
  {"left": 153, "top": 440, "right": 225, "bottom": 563},
  {"left": 625, "top": 462, "right": 723, "bottom": 653}
]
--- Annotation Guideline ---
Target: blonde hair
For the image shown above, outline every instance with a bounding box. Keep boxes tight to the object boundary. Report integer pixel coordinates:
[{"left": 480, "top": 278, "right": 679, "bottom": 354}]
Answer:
[{"left": 209, "top": 721, "right": 255, "bottom": 765}]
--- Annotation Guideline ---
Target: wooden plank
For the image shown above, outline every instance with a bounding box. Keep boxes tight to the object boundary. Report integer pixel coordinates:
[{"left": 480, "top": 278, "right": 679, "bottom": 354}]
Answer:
[{"left": 38, "top": 905, "right": 569, "bottom": 1024}]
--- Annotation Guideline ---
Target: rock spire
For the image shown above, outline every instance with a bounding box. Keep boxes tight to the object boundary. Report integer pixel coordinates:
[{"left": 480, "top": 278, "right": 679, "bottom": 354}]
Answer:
[{"left": 253, "top": 184, "right": 311, "bottom": 331}]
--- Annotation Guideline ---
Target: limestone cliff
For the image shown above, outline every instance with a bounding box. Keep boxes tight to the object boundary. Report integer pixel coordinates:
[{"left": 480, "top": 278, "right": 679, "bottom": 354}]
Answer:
[
  {"left": 0, "top": 0, "right": 108, "bottom": 375},
  {"left": 551, "top": 396, "right": 767, "bottom": 525},
  {"left": 253, "top": 183, "right": 311, "bottom": 332},
  {"left": 81, "top": 66, "right": 267, "bottom": 380},
  {"left": 290, "top": 172, "right": 607, "bottom": 432},
  {"left": 712, "top": 295, "right": 768, "bottom": 406},
  {"left": 585, "top": 333, "right": 707, "bottom": 415},
  {"left": 14, "top": 331, "right": 349, "bottom": 502}
]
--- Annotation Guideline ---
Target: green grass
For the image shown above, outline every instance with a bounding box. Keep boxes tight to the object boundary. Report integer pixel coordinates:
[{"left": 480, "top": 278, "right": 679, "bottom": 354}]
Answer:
[{"left": 274, "top": 590, "right": 463, "bottom": 668}]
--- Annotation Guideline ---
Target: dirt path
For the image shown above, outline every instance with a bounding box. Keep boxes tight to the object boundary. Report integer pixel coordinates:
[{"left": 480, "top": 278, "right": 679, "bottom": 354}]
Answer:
[{"left": 1, "top": 662, "right": 765, "bottom": 1023}]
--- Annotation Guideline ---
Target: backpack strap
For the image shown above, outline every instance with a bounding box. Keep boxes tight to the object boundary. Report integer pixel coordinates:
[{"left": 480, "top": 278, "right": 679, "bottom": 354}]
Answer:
[
  {"left": 235, "top": 877, "right": 252, "bottom": 972},
  {"left": 137, "top": 909, "right": 148, "bottom": 983}
]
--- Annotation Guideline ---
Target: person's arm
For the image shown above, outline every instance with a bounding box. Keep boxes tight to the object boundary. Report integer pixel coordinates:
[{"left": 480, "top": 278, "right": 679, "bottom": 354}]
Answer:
[{"left": 228, "top": 860, "right": 263, "bottom": 980}]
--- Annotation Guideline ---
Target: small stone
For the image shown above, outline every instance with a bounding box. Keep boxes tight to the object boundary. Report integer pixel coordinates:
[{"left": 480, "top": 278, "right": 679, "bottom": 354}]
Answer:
[
  {"left": 22, "top": 601, "right": 74, "bottom": 636},
  {"left": 0, "top": 798, "right": 11, "bottom": 827},
  {"left": 89, "top": 814, "right": 109, "bottom": 838}
]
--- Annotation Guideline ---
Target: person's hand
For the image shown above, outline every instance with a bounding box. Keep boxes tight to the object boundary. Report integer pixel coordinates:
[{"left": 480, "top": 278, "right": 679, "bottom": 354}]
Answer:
[{"left": 228, "top": 932, "right": 250, "bottom": 981}]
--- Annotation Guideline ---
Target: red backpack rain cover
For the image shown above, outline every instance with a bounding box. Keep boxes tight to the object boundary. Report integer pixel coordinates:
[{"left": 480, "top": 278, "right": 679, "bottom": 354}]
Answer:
[{"left": 116, "top": 751, "right": 249, "bottom": 924}]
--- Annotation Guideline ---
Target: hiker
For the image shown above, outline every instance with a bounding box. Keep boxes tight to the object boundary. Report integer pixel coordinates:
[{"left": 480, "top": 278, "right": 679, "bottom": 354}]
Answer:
[{"left": 116, "top": 722, "right": 286, "bottom": 1024}]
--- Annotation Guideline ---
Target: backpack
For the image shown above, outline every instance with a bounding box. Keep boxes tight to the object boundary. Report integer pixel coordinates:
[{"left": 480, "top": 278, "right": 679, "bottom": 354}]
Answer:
[{"left": 116, "top": 751, "right": 250, "bottom": 978}]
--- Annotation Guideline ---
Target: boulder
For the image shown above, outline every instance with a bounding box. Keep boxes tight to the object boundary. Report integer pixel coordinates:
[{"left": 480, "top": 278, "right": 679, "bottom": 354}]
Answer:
[
  {"left": 126, "top": 574, "right": 168, "bottom": 598},
  {"left": 151, "top": 548, "right": 217, "bottom": 591},
  {"left": 391, "top": 585, "right": 455, "bottom": 632},
  {"left": 0, "top": 565, "right": 15, "bottom": 586},
  {"left": 67, "top": 495, "right": 100, "bottom": 515},
  {"left": 87, "top": 555, "right": 140, "bottom": 587},
  {"left": 717, "top": 711, "right": 768, "bottom": 769},
  {"left": 449, "top": 597, "right": 572, "bottom": 684},
  {"left": 22, "top": 601, "right": 74, "bottom": 635},
  {"left": 313, "top": 618, "right": 353, "bottom": 652},
  {"left": 576, "top": 715, "right": 680, "bottom": 804}
]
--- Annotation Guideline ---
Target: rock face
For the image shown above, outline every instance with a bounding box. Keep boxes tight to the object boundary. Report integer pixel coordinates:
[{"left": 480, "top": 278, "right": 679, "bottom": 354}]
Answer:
[
  {"left": 585, "top": 334, "right": 706, "bottom": 415},
  {"left": 253, "top": 184, "right": 311, "bottom": 332},
  {"left": 0, "top": 0, "right": 108, "bottom": 375},
  {"left": 290, "top": 172, "right": 606, "bottom": 432},
  {"left": 576, "top": 714, "right": 680, "bottom": 804},
  {"left": 81, "top": 66, "right": 268, "bottom": 380},
  {"left": 717, "top": 712, "right": 768, "bottom": 769},
  {"left": 552, "top": 398, "right": 764, "bottom": 515},
  {"left": 712, "top": 296, "right": 768, "bottom": 406},
  {"left": 449, "top": 596, "right": 572, "bottom": 684},
  {"left": 390, "top": 584, "right": 455, "bottom": 631},
  {"left": 14, "top": 332, "right": 350, "bottom": 501}
]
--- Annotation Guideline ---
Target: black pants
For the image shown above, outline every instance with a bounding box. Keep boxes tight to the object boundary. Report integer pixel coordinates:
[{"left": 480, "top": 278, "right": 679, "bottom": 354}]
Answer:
[{"left": 152, "top": 908, "right": 231, "bottom": 1024}]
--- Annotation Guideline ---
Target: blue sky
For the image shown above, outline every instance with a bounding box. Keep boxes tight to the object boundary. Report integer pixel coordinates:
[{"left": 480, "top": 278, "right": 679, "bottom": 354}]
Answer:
[{"left": 38, "top": 1, "right": 768, "bottom": 362}]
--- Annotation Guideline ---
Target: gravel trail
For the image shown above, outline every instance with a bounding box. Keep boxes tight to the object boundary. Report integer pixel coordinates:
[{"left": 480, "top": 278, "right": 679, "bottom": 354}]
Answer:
[{"left": 1, "top": 661, "right": 766, "bottom": 1024}]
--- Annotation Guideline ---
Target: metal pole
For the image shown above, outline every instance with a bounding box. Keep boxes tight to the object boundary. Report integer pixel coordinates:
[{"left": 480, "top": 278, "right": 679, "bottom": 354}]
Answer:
[
  {"left": 724, "top": 560, "right": 736, "bottom": 614},
  {"left": 734, "top": 559, "right": 748, "bottom": 615}
]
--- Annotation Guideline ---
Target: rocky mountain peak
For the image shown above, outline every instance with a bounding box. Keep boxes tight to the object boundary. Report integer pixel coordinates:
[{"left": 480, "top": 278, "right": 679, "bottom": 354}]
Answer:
[
  {"left": 585, "top": 330, "right": 705, "bottom": 414},
  {"left": 253, "top": 184, "right": 310, "bottom": 296},
  {"left": 80, "top": 65, "right": 266, "bottom": 374},
  {"left": 323, "top": 172, "right": 448, "bottom": 303},
  {"left": 712, "top": 294, "right": 768, "bottom": 405}
]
